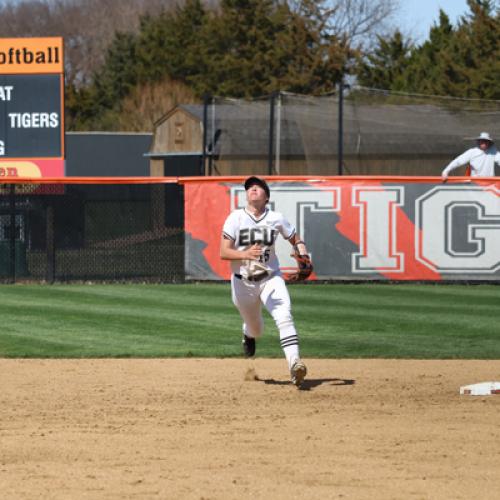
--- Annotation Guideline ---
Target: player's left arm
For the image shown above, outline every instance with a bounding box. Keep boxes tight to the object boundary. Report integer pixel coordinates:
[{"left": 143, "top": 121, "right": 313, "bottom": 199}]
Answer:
[
  {"left": 286, "top": 233, "right": 313, "bottom": 282},
  {"left": 288, "top": 233, "right": 309, "bottom": 256}
]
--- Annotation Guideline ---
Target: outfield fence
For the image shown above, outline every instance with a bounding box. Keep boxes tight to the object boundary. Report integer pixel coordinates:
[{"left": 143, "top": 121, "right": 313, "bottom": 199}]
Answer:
[
  {"left": 1, "top": 175, "right": 499, "bottom": 283},
  {"left": 0, "top": 178, "right": 184, "bottom": 283}
]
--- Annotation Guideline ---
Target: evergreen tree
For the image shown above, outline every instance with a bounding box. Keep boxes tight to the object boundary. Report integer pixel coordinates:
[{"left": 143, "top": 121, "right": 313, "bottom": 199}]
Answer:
[
  {"left": 451, "top": 0, "right": 500, "bottom": 98},
  {"left": 189, "top": 0, "right": 350, "bottom": 97},
  {"left": 66, "top": 31, "right": 139, "bottom": 129},
  {"left": 93, "top": 32, "right": 139, "bottom": 110},
  {"left": 66, "top": 1, "right": 208, "bottom": 129},
  {"left": 400, "top": 10, "right": 457, "bottom": 95},
  {"left": 134, "top": 0, "right": 207, "bottom": 84},
  {"left": 187, "top": 0, "right": 286, "bottom": 96},
  {"left": 67, "top": 0, "right": 356, "bottom": 128},
  {"left": 354, "top": 1, "right": 499, "bottom": 99},
  {"left": 357, "top": 30, "right": 413, "bottom": 90},
  {"left": 273, "top": 0, "right": 354, "bottom": 94},
  {"left": 399, "top": 1, "right": 499, "bottom": 98}
]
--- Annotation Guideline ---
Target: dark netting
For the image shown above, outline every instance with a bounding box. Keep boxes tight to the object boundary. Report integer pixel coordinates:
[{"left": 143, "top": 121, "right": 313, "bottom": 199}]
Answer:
[
  {"left": 279, "top": 93, "right": 337, "bottom": 175},
  {"left": 204, "top": 96, "right": 273, "bottom": 175},
  {"left": 344, "top": 87, "right": 500, "bottom": 175},
  {"left": 201, "top": 90, "right": 500, "bottom": 176},
  {"left": 0, "top": 182, "right": 184, "bottom": 283}
]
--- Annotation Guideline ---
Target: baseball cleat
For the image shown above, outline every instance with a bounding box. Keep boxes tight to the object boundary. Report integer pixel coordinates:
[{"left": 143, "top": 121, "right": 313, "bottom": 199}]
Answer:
[
  {"left": 242, "top": 334, "right": 256, "bottom": 357},
  {"left": 290, "top": 359, "right": 307, "bottom": 387}
]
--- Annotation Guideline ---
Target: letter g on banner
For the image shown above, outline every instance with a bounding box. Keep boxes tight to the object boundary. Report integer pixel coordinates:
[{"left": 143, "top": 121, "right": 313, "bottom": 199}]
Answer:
[{"left": 416, "top": 186, "right": 500, "bottom": 273}]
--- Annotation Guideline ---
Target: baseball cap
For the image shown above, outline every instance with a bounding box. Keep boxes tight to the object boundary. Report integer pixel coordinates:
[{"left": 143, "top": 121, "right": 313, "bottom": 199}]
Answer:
[{"left": 244, "top": 176, "right": 270, "bottom": 199}]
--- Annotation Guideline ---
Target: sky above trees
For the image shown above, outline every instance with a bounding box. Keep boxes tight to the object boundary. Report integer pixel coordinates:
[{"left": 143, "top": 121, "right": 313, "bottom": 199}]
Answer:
[{"left": 398, "top": 0, "right": 470, "bottom": 42}]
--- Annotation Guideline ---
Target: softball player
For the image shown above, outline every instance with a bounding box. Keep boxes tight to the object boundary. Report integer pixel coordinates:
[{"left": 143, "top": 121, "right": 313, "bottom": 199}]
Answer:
[{"left": 220, "top": 176, "right": 309, "bottom": 387}]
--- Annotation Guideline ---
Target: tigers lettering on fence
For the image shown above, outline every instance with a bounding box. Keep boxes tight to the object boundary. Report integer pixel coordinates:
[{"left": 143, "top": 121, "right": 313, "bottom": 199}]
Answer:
[{"left": 183, "top": 178, "right": 500, "bottom": 281}]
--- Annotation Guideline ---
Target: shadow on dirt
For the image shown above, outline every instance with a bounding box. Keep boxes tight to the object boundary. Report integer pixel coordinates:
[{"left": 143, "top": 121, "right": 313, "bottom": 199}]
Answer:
[{"left": 258, "top": 378, "right": 355, "bottom": 391}]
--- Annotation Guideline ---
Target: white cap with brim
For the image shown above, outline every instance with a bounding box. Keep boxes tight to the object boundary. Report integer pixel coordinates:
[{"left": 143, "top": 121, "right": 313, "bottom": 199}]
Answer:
[{"left": 476, "top": 132, "right": 494, "bottom": 142}]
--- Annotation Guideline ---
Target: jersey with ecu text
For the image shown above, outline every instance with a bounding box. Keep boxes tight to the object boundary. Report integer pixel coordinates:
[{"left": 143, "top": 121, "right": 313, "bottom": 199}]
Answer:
[{"left": 222, "top": 208, "right": 295, "bottom": 278}]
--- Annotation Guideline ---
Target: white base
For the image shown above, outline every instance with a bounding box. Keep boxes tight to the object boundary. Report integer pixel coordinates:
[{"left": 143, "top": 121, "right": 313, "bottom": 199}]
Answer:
[{"left": 460, "top": 381, "right": 500, "bottom": 396}]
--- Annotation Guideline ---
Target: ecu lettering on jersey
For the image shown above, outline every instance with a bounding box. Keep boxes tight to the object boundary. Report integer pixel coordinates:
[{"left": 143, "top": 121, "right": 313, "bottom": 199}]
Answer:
[
  {"left": 222, "top": 207, "right": 296, "bottom": 278},
  {"left": 238, "top": 227, "right": 278, "bottom": 246}
]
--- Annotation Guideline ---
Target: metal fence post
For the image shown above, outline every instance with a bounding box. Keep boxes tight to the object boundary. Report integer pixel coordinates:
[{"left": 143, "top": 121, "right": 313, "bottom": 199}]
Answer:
[
  {"left": 275, "top": 92, "right": 281, "bottom": 175},
  {"left": 202, "top": 94, "right": 209, "bottom": 176},
  {"left": 46, "top": 203, "right": 55, "bottom": 284},
  {"left": 338, "top": 78, "right": 344, "bottom": 176},
  {"left": 268, "top": 92, "right": 276, "bottom": 175},
  {"left": 9, "top": 184, "right": 16, "bottom": 283},
  {"left": 208, "top": 98, "right": 216, "bottom": 176}
]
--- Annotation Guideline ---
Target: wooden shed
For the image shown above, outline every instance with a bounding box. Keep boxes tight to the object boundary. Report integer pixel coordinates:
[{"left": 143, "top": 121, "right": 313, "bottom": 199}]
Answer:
[{"left": 148, "top": 106, "right": 204, "bottom": 177}]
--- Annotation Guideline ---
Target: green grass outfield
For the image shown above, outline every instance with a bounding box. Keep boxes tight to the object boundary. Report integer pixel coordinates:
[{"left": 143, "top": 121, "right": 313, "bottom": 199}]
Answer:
[{"left": 0, "top": 283, "right": 499, "bottom": 359}]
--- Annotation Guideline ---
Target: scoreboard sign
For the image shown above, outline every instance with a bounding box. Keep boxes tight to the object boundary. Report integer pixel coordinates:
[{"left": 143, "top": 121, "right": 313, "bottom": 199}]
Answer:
[
  {"left": 0, "top": 37, "right": 65, "bottom": 177},
  {"left": 0, "top": 74, "right": 62, "bottom": 157}
]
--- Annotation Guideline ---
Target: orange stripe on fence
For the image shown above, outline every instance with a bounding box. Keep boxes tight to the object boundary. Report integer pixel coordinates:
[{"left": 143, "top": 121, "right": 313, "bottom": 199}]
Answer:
[
  {"left": 1, "top": 175, "right": 498, "bottom": 185},
  {"left": 0, "top": 176, "right": 179, "bottom": 184},
  {"left": 177, "top": 175, "right": 499, "bottom": 184}
]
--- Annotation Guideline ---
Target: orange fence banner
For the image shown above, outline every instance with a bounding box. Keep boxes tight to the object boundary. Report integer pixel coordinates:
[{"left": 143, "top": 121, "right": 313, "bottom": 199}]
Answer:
[{"left": 184, "top": 177, "right": 500, "bottom": 281}]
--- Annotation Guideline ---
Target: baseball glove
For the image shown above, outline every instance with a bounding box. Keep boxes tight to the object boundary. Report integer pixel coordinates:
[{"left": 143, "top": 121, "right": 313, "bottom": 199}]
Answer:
[{"left": 287, "top": 249, "right": 313, "bottom": 282}]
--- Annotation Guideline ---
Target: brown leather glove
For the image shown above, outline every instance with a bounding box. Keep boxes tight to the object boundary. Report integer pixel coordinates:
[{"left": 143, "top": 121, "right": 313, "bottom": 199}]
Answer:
[{"left": 286, "top": 250, "right": 313, "bottom": 282}]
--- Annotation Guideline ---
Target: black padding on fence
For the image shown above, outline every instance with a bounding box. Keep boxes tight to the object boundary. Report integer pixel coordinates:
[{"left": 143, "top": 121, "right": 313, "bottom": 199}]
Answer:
[{"left": 0, "top": 183, "right": 184, "bottom": 283}]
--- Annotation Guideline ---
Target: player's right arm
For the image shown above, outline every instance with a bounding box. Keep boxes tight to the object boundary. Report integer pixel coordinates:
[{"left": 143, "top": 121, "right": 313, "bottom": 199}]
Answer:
[
  {"left": 220, "top": 236, "right": 261, "bottom": 261},
  {"left": 221, "top": 211, "right": 262, "bottom": 261},
  {"left": 442, "top": 149, "right": 474, "bottom": 181}
]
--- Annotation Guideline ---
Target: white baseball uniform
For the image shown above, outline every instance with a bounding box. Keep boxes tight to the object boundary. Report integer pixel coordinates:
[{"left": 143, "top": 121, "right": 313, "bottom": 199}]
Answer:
[{"left": 222, "top": 207, "right": 301, "bottom": 369}]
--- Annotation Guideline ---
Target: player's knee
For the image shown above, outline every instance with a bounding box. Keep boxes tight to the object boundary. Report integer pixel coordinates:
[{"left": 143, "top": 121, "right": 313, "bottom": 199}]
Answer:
[{"left": 244, "top": 319, "right": 264, "bottom": 338}]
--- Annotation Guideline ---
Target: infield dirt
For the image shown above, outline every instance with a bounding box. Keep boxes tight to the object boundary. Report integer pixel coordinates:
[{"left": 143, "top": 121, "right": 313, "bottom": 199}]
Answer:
[{"left": 1, "top": 359, "right": 499, "bottom": 499}]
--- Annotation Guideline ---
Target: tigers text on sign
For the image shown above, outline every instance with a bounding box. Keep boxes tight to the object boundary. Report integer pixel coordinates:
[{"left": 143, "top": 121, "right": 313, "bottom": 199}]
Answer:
[{"left": 8, "top": 112, "right": 59, "bottom": 128}]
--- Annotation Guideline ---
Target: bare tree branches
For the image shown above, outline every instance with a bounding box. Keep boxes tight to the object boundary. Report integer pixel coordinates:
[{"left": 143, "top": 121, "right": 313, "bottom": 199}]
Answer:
[
  {"left": 0, "top": 0, "right": 398, "bottom": 85},
  {"left": 0, "top": 0, "right": 180, "bottom": 86},
  {"left": 290, "top": 0, "right": 399, "bottom": 48},
  {"left": 328, "top": 0, "right": 399, "bottom": 46}
]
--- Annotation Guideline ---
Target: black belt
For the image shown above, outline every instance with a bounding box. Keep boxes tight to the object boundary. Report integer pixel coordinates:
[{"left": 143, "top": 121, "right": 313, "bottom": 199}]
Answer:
[{"left": 234, "top": 272, "right": 269, "bottom": 282}]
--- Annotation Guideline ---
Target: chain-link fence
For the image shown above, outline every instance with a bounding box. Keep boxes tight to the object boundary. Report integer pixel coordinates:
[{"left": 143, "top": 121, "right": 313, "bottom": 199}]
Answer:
[
  {"left": 0, "top": 182, "right": 184, "bottom": 283},
  {"left": 344, "top": 87, "right": 500, "bottom": 175},
  {"left": 202, "top": 96, "right": 272, "bottom": 176},
  {"left": 202, "top": 87, "right": 500, "bottom": 176}
]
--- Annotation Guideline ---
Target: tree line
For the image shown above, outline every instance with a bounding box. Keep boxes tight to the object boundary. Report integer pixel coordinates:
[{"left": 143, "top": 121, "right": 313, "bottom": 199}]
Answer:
[
  {"left": 0, "top": 0, "right": 498, "bottom": 131},
  {"left": 358, "top": 0, "right": 499, "bottom": 99}
]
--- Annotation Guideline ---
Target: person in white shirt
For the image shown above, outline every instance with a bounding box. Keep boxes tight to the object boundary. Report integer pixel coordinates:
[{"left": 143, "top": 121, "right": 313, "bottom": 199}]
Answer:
[
  {"left": 442, "top": 132, "right": 500, "bottom": 182},
  {"left": 220, "top": 176, "right": 309, "bottom": 388}
]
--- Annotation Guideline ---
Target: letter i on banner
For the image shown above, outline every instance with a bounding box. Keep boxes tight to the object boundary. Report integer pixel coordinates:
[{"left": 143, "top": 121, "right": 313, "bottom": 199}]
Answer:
[{"left": 352, "top": 187, "right": 404, "bottom": 273}]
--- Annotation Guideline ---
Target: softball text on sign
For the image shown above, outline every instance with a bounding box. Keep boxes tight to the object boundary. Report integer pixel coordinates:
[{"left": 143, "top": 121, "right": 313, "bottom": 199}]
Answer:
[
  {"left": 184, "top": 179, "right": 500, "bottom": 281},
  {"left": 0, "top": 37, "right": 64, "bottom": 177}
]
